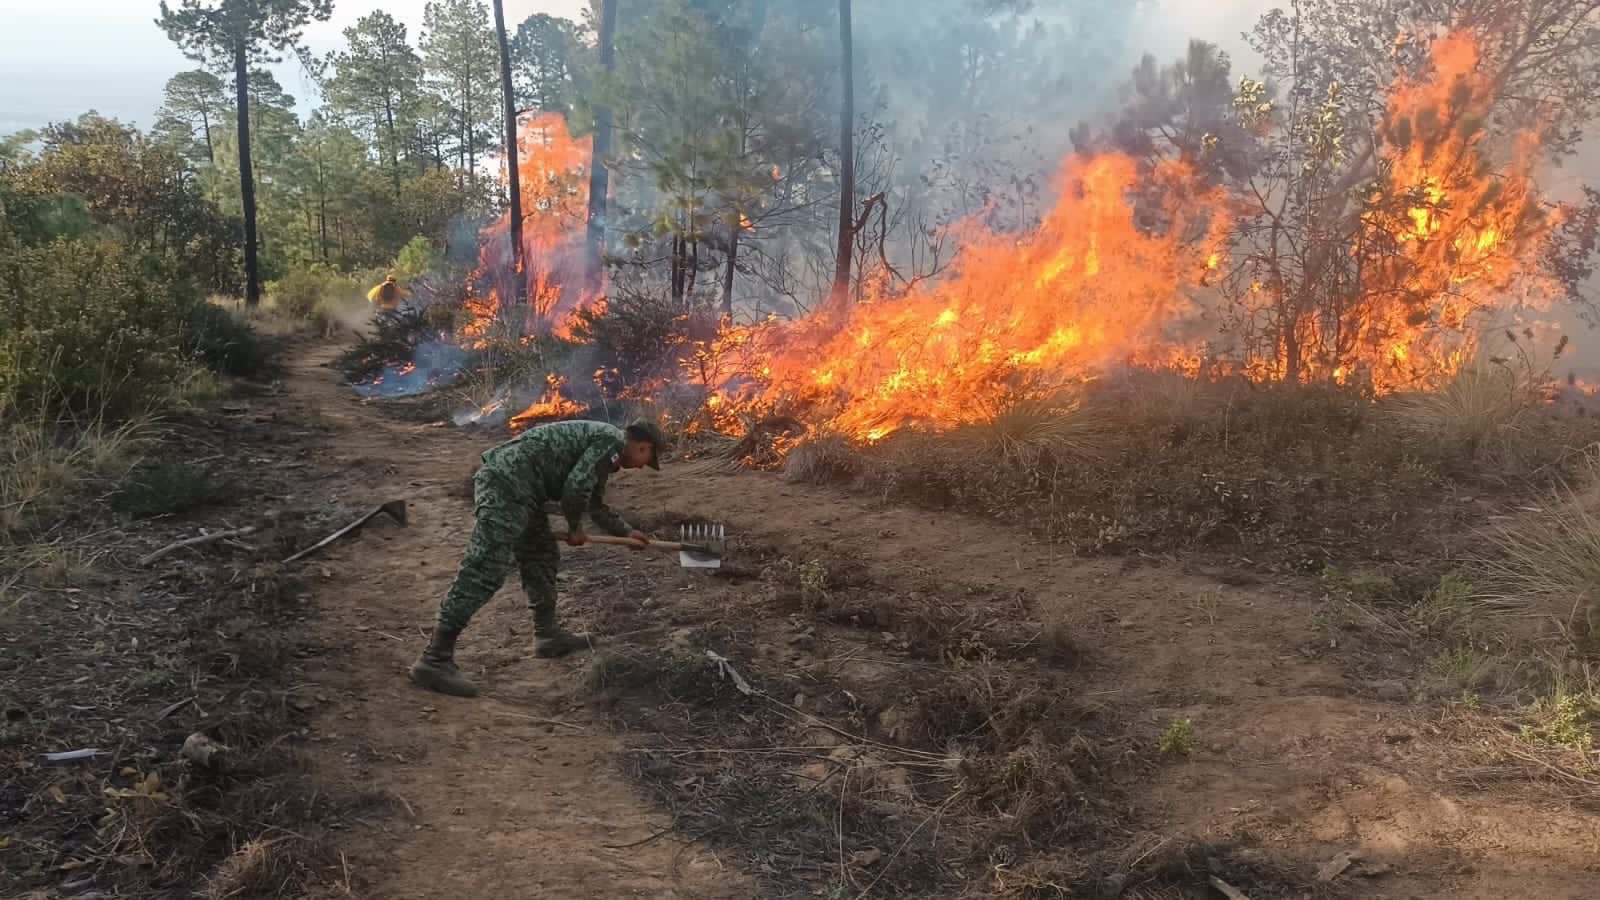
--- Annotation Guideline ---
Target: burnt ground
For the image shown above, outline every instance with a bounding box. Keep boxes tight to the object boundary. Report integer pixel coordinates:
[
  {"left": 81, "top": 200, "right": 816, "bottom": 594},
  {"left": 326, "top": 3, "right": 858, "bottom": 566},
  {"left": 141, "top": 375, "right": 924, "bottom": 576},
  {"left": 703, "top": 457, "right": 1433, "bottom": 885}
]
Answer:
[{"left": 10, "top": 339, "right": 1599, "bottom": 898}]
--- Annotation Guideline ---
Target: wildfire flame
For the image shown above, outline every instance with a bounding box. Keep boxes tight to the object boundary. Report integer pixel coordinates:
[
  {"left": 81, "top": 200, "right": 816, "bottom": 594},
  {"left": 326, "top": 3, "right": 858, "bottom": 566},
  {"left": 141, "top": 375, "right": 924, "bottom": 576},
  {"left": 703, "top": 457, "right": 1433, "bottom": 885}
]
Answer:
[
  {"left": 466, "top": 112, "right": 599, "bottom": 350},
  {"left": 676, "top": 28, "right": 1569, "bottom": 444},
  {"left": 510, "top": 374, "right": 589, "bottom": 433},
  {"left": 1321, "top": 30, "right": 1562, "bottom": 390},
  {"left": 428, "top": 28, "right": 1572, "bottom": 453}
]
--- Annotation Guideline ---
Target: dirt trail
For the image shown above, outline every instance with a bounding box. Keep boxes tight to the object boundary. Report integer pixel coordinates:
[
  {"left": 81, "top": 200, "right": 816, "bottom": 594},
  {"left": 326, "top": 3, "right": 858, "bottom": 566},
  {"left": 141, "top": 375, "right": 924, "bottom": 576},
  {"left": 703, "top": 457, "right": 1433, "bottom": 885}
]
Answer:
[
  {"left": 276, "top": 345, "right": 747, "bottom": 898},
  {"left": 267, "top": 342, "right": 1600, "bottom": 898}
]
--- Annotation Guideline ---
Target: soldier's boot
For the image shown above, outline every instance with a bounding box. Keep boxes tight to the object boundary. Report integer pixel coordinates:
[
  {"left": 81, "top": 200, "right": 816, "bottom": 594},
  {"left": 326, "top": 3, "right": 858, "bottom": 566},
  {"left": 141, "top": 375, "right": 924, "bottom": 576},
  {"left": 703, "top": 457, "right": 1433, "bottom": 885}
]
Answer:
[
  {"left": 533, "top": 607, "right": 595, "bottom": 659},
  {"left": 409, "top": 629, "right": 479, "bottom": 697}
]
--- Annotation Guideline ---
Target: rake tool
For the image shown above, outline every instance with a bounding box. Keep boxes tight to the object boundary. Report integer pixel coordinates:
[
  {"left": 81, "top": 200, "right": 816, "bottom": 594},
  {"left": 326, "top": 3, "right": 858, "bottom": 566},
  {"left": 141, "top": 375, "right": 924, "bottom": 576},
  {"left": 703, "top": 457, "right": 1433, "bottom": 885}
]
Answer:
[{"left": 554, "top": 522, "right": 727, "bottom": 568}]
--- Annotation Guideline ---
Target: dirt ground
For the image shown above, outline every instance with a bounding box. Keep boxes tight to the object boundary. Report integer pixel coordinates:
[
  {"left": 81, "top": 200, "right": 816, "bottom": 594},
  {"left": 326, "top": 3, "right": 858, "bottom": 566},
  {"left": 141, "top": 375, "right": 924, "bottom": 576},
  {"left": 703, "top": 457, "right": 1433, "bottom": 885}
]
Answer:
[{"left": 246, "top": 341, "right": 1600, "bottom": 898}]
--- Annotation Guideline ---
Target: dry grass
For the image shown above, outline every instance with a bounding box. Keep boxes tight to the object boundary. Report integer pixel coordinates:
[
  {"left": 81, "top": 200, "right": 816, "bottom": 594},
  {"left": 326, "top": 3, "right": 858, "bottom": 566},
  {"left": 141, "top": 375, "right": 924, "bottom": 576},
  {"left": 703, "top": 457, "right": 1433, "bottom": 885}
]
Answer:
[
  {"left": 783, "top": 431, "right": 858, "bottom": 484},
  {"left": 0, "top": 408, "right": 149, "bottom": 536},
  {"left": 1478, "top": 452, "right": 1600, "bottom": 649},
  {"left": 1389, "top": 364, "right": 1537, "bottom": 463},
  {"left": 952, "top": 391, "right": 1108, "bottom": 469},
  {"left": 756, "top": 368, "right": 1600, "bottom": 566}
]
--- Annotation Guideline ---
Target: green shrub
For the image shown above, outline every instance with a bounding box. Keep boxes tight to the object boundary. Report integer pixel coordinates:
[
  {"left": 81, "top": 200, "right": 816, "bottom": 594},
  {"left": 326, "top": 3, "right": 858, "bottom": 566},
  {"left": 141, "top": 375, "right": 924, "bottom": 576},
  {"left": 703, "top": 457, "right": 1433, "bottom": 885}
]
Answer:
[
  {"left": 182, "top": 302, "right": 279, "bottom": 379},
  {"left": 266, "top": 268, "right": 332, "bottom": 320},
  {"left": 0, "top": 235, "right": 191, "bottom": 416},
  {"left": 0, "top": 229, "right": 276, "bottom": 418}
]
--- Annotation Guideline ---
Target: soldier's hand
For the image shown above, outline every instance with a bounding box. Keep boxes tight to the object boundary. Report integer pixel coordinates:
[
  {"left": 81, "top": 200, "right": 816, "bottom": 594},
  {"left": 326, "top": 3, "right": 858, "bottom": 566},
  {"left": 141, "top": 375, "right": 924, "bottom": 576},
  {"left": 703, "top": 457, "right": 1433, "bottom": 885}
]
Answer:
[
  {"left": 566, "top": 530, "right": 589, "bottom": 547},
  {"left": 626, "top": 529, "right": 650, "bottom": 551}
]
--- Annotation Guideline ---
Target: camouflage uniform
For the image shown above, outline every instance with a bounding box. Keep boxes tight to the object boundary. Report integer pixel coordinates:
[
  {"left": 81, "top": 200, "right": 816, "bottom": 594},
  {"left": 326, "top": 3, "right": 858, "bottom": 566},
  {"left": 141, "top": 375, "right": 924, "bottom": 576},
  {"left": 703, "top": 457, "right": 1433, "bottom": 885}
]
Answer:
[{"left": 434, "top": 420, "right": 633, "bottom": 637}]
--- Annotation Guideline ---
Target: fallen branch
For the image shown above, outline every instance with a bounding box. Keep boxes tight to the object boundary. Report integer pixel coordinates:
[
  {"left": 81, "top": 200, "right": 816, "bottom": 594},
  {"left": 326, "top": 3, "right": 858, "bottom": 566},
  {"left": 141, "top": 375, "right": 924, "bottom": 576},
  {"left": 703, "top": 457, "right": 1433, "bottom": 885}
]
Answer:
[
  {"left": 139, "top": 527, "right": 257, "bottom": 567},
  {"left": 492, "top": 710, "right": 583, "bottom": 731},
  {"left": 154, "top": 696, "right": 196, "bottom": 721},
  {"left": 1208, "top": 875, "right": 1253, "bottom": 900}
]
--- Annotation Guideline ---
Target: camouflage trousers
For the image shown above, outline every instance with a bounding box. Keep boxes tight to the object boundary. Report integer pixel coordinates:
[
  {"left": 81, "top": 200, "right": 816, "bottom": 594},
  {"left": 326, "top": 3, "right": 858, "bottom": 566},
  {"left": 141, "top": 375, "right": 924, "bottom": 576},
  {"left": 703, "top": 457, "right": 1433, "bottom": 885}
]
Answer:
[{"left": 434, "top": 468, "right": 560, "bottom": 635}]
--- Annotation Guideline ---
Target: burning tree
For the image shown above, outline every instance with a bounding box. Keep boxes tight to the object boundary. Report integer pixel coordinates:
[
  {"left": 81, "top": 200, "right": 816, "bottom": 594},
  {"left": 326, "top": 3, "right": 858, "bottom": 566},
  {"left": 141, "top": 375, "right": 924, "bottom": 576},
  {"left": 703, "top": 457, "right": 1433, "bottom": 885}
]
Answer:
[{"left": 1209, "top": 0, "right": 1600, "bottom": 388}]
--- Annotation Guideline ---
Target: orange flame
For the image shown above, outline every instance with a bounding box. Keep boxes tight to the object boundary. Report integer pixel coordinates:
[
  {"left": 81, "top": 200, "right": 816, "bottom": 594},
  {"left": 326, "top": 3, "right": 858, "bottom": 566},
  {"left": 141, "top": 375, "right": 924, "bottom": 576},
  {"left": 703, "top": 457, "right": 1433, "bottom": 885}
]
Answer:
[
  {"left": 466, "top": 112, "right": 599, "bottom": 349},
  {"left": 679, "top": 29, "right": 1568, "bottom": 445},
  {"left": 1316, "top": 30, "right": 1562, "bottom": 390},
  {"left": 509, "top": 374, "right": 589, "bottom": 433},
  {"left": 693, "top": 155, "right": 1229, "bottom": 439}
]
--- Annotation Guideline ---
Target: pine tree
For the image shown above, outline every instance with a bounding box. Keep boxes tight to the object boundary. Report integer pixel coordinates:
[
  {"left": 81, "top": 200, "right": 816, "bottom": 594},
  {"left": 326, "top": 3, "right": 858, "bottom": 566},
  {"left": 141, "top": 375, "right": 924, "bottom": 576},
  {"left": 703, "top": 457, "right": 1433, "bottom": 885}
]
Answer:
[
  {"left": 156, "top": 0, "right": 333, "bottom": 306},
  {"left": 420, "top": 0, "right": 500, "bottom": 192},
  {"left": 510, "top": 14, "right": 584, "bottom": 116},
  {"left": 325, "top": 11, "right": 424, "bottom": 183},
  {"left": 154, "top": 70, "right": 229, "bottom": 164}
]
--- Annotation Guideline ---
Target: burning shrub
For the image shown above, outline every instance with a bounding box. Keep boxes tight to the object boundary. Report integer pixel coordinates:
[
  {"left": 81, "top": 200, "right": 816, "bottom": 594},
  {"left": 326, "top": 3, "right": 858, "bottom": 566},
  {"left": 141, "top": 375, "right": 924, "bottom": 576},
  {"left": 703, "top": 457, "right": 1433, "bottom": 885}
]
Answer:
[{"left": 567, "top": 283, "right": 715, "bottom": 384}]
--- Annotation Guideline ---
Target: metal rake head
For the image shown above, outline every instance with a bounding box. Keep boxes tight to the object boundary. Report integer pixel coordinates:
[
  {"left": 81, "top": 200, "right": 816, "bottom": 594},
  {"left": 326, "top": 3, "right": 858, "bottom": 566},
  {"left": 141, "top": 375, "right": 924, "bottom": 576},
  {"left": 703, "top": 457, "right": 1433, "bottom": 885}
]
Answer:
[{"left": 678, "top": 521, "right": 727, "bottom": 554}]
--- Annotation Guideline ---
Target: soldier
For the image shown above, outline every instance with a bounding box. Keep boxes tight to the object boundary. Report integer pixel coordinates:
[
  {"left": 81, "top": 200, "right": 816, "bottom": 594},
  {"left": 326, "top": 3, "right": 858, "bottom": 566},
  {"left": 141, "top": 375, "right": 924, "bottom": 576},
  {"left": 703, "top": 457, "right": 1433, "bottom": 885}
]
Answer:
[{"left": 410, "top": 419, "right": 662, "bottom": 697}]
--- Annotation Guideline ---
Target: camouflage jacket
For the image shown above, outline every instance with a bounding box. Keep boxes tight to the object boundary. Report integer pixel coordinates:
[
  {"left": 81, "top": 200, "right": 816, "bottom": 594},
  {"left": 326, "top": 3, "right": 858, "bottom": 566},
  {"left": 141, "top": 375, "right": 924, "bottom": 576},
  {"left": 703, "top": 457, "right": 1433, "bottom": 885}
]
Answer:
[{"left": 478, "top": 420, "right": 631, "bottom": 536}]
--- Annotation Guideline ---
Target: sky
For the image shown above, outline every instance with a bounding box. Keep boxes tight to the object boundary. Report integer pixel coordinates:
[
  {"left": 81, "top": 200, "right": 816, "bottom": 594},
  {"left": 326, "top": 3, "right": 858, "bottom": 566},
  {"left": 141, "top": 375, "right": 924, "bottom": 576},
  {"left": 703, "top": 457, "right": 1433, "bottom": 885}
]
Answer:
[
  {"left": 0, "top": 1, "right": 1273, "bottom": 137},
  {"left": 0, "top": 0, "right": 588, "bottom": 135}
]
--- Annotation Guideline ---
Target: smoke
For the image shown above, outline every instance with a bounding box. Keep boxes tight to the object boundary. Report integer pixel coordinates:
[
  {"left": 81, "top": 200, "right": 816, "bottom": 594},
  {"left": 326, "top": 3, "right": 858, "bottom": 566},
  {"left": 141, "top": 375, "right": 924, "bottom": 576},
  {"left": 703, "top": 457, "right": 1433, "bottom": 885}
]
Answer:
[
  {"left": 351, "top": 339, "right": 472, "bottom": 399},
  {"left": 814, "top": 0, "right": 1276, "bottom": 253}
]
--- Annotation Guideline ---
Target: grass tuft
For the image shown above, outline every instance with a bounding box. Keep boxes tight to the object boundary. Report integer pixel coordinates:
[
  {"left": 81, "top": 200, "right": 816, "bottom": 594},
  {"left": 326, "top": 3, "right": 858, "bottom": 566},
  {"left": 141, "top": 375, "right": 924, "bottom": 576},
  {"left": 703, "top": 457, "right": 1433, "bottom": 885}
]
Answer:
[
  {"left": 112, "top": 457, "right": 232, "bottom": 520},
  {"left": 1389, "top": 364, "right": 1535, "bottom": 462},
  {"left": 1478, "top": 453, "right": 1600, "bottom": 648}
]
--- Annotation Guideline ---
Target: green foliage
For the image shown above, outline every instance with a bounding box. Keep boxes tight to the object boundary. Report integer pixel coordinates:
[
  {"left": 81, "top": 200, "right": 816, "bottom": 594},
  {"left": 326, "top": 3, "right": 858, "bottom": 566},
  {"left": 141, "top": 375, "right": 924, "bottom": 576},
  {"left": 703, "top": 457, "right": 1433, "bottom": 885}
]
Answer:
[
  {"left": 1425, "top": 645, "right": 1483, "bottom": 682},
  {"left": 153, "top": 69, "right": 229, "bottom": 165},
  {"left": 511, "top": 12, "right": 586, "bottom": 115},
  {"left": 17, "top": 114, "right": 240, "bottom": 289},
  {"left": 393, "top": 236, "right": 444, "bottom": 279},
  {"left": 267, "top": 267, "right": 335, "bottom": 319},
  {"left": 0, "top": 187, "right": 94, "bottom": 245},
  {"left": 1158, "top": 717, "right": 1195, "bottom": 755},
  {"left": 419, "top": 0, "right": 500, "bottom": 175},
  {"left": 1419, "top": 570, "right": 1475, "bottom": 631},
  {"left": 0, "top": 235, "right": 194, "bottom": 416},
  {"left": 325, "top": 11, "right": 425, "bottom": 171},
  {"left": 157, "top": 1, "right": 335, "bottom": 69},
  {"left": 1519, "top": 689, "right": 1598, "bottom": 753},
  {"left": 182, "top": 301, "right": 279, "bottom": 379},
  {"left": 1320, "top": 566, "right": 1401, "bottom": 603}
]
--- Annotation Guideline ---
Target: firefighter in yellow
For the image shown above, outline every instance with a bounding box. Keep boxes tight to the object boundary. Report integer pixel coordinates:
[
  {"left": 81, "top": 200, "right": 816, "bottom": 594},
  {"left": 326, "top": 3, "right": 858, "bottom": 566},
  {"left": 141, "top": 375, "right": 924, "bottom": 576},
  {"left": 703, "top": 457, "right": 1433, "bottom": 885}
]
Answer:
[{"left": 368, "top": 274, "right": 405, "bottom": 312}]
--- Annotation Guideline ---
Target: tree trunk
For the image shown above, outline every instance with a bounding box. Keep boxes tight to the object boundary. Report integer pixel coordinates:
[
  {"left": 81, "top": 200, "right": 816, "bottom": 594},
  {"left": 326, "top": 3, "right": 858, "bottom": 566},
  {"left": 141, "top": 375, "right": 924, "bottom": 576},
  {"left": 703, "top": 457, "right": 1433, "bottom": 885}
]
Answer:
[
  {"left": 318, "top": 160, "right": 330, "bottom": 263},
  {"left": 827, "top": 0, "right": 855, "bottom": 314},
  {"left": 670, "top": 234, "right": 685, "bottom": 307},
  {"left": 722, "top": 227, "right": 738, "bottom": 320},
  {"left": 493, "top": 0, "right": 525, "bottom": 300},
  {"left": 201, "top": 110, "right": 214, "bottom": 164},
  {"left": 585, "top": 0, "right": 618, "bottom": 296},
  {"left": 687, "top": 238, "right": 700, "bottom": 302},
  {"left": 383, "top": 96, "right": 401, "bottom": 194},
  {"left": 234, "top": 40, "right": 261, "bottom": 307}
]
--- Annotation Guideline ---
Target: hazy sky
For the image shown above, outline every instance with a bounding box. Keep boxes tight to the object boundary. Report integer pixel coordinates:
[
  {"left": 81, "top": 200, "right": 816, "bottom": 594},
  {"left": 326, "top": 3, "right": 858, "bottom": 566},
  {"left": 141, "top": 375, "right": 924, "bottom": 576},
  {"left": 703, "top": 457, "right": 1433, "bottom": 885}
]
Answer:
[
  {"left": 0, "top": 1, "right": 588, "bottom": 135},
  {"left": 0, "top": 0, "right": 1264, "bottom": 136}
]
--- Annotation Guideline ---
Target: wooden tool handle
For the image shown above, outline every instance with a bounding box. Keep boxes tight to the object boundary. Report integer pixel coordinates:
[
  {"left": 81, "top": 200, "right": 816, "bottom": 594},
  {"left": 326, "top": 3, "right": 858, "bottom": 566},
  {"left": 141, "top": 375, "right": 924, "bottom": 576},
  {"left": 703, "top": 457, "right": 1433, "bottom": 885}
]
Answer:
[{"left": 555, "top": 532, "right": 683, "bottom": 550}]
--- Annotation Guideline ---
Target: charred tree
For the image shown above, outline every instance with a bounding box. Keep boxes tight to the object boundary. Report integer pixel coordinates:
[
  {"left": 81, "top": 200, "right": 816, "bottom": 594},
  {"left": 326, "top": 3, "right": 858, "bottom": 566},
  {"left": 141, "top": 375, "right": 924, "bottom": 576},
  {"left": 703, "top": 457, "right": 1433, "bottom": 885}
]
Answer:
[
  {"left": 492, "top": 0, "right": 525, "bottom": 299},
  {"left": 584, "top": 0, "right": 618, "bottom": 296},
  {"left": 827, "top": 0, "right": 855, "bottom": 314}
]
